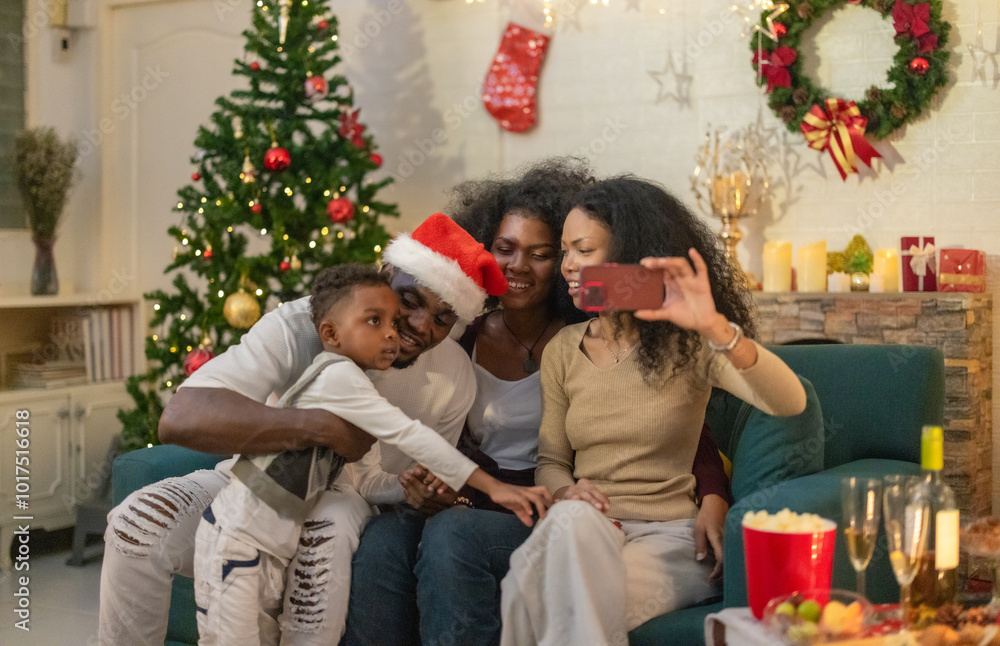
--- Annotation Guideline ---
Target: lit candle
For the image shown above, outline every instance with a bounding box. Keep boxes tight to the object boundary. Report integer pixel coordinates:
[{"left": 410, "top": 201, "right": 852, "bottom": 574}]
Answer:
[
  {"left": 828, "top": 272, "right": 851, "bottom": 292},
  {"left": 795, "top": 240, "right": 827, "bottom": 292},
  {"left": 873, "top": 248, "right": 900, "bottom": 293},
  {"left": 762, "top": 241, "right": 792, "bottom": 292}
]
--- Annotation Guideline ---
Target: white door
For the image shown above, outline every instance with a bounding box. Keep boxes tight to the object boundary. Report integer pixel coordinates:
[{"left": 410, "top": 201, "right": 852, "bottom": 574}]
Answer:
[{"left": 103, "top": 0, "right": 252, "bottom": 298}]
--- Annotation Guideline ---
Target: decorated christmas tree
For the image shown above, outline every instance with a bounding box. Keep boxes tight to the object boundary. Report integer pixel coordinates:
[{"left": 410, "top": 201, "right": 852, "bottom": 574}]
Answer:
[{"left": 118, "top": 0, "right": 397, "bottom": 451}]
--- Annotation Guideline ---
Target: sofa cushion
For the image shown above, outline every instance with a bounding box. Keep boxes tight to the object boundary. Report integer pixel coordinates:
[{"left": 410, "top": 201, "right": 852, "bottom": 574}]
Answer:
[{"left": 724, "top": 376, "right": 825, "bottom": 502}]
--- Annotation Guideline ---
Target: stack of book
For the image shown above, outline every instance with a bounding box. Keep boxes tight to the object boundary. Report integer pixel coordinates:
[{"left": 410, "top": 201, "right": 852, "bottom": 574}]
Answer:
[{"left": 13, "top": 306, "right": 136, "bottom": 389}]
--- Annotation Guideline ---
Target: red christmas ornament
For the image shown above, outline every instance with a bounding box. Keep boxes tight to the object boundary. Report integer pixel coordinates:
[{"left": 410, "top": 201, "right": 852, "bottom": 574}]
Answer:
[
  {"left": 909, "top": 57, "right": 930, "bottom": 74},
  {"left": 264, "top": 147, "right": 291, "bottom": 172},
  {"left": 370, "top": 153, "right": 383, "bottom": 168},
  {"left": 251, "top": 202, "right": 262, "bottom": 214},
  {"left": 305, "top": 75, "right": 329, "bottom": 101},
  {"left": 192, "top": 172, "right": 201, "bottom": 181},
  {"left": 847, "top": 0, "right": 861, "bottom": 4},
  {"left": 327, "top": 197, "right": 355, "bottom": 224},
  {"left": 280, "top": 259, "right": 292, "bottom": 272},
  {"left": 773, "top": 23, "right": 787, "bottom": 38},
  {"left": 204, "top": 246, "right": 213, "bottom": 259},
  {"left": 183, "top": 347, "right": 215, "bottom": 376},
  {"left": 318, "top": 19, "right": 328, "bottom": 30},
  {"left": 481, "top": 22, "right": 550, "bottom": 133},
  {"left": 250, "top": 61, "right": 261, "bottom": 71}
]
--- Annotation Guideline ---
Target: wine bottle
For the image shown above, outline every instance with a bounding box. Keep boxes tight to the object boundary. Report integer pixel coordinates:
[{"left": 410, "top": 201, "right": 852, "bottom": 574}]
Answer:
[{"left": 908, "top": 425, "right": 959, "bottom": 610}]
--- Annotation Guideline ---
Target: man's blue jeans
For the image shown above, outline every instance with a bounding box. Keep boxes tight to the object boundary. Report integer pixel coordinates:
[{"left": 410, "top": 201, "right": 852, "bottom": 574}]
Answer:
[{"left": 343, "top": 504, "right": 532, "bottom": 646}]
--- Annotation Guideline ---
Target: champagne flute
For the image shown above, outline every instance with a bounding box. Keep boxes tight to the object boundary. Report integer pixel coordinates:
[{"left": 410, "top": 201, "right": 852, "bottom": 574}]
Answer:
[
  {"left": 842, "top": 477, "right": 882, "bottom": 599},
  {"left": 883, "top": 475, "right": 930, "bottom": 629}
]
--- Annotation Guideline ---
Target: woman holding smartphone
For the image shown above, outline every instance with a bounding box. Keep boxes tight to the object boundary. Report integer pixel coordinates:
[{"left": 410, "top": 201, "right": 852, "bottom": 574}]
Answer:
[
  {"left": 345, "top": 161, "right": 732, "bottom": 645},
  {"left": 499, "top": 175, "right": 808, "bottom": 646}
]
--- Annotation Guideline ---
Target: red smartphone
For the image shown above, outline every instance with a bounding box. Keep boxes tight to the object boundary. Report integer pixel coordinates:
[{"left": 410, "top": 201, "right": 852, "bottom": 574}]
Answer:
[{"left": 580, "top": 264, "right": 665, "bottom": 312}]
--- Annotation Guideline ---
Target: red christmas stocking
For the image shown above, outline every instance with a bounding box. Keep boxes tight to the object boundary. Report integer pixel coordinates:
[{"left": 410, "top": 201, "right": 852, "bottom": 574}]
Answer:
[{"left": 481, "top": 22, "right": 550, "bottom": 133}]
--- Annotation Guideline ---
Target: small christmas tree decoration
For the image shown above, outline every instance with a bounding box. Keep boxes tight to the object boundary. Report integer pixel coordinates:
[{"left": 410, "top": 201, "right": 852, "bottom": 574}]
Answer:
[
  {"left": 251, "top": 202, "right": 262, "bottom": 214},
  {"left": 264, "top": 145, "right": 291, "bottom": 172},
  {"left": 317, "top": 19, "right": 328, "bottom": 30},
  {"left": 280, "top": 257, "right": 292, "bottom": 272},
  {"left": 250, "top": 61, "right": 261, "bottom": 71},
  {"left": 339, "top": 109, "right": 366, "bottom": 148},
  {"left": 241, "top": 152, "right": 256, "bottom": 183},
  {"left": 224, "top": 289, "right": 261, "bottom": 328},
  {"left": 370, "top": 153, "right": 383, "bottom": 168},
  {"left": 183, "top": 345, "right": 215, "bottom": 376},
  {"left": 232, "top": 116, "right": 244, "bottom": 139},
  {"left": 327, "top": 196, "right": 355, "bottom": 223},
  {"left": 278, "top": 0, "right": 292, "bottom": 44},
  {"left": 204, "top": 245, "right": 213, "bottom": 259},
  {"left": 305, "top": 74, "right": 328, "bottom": 101},
  {"left": 290, "top": 255, "right": 302, "bottom": 271},
  {"left": 192, "top": 172, "right": 201, "bottom": 181}
]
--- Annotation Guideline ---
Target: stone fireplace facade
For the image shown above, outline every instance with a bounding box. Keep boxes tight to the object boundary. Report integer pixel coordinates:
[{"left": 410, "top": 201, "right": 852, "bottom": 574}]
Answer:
[{"left": 753, "top": 292, "right": 993, "bottom": 519}]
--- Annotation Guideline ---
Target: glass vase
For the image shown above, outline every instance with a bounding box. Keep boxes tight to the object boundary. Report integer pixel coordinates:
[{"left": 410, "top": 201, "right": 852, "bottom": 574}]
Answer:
[{"left": 30, "top": 238, "right": 59, "bottom": 296}]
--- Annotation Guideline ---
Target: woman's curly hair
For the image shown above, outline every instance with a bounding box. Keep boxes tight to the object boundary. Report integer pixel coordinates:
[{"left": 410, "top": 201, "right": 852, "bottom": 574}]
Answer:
[
  {"left": 450, "top": 157, "right": 594, "bottom": 323},
  {"left": 572, "top": 175, "right": 758, "bottom": 384}
]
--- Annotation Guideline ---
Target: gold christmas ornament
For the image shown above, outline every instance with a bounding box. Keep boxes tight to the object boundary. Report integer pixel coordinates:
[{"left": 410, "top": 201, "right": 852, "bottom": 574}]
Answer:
[{"left": 224, "top": 289, "right": 261, "bottom": 328}]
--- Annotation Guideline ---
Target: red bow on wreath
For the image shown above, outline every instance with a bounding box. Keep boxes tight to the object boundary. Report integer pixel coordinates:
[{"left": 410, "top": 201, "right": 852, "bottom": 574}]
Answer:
[
  {"left": 801, "top": 99, "right": 882, "bottom": 181},
  {"left": 893, "top": 1, "right": 938, "bottom": 53},
  {"left": 339, "top": 109, "right": 367, "bottom": 148},
  {"left": 752, "top": 46, "right": 797, "bottom": 93}
]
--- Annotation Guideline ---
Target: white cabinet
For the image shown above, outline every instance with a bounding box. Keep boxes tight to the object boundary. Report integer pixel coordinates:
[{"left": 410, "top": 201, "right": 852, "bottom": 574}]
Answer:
[{"left": 0, "top": 383, "right": 131, "bottom": 570}]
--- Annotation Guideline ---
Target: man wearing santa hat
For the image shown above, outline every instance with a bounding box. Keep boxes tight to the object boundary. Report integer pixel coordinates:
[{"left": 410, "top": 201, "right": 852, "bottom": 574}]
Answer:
[{"left": 99, "top": 213, "right": 510, "bottom": 645}]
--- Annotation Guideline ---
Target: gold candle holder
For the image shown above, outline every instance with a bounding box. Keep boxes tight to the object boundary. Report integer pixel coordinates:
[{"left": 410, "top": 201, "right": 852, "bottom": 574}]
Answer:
[{"left": 691, "top": 124, "right": 771, "bottom": 287}]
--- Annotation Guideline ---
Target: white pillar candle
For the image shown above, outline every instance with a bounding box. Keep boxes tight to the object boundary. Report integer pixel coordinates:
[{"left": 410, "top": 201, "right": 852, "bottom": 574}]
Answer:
[
  {"left": 796, "top": 240, "right": 827, "bottom": 292},
  {"left": 762, "top": 241, "right": 792, "bottom": 292},
  {"left": 869, "top": 274, "right": 885, "bottom": 293},
  {"left": 873, "top": 248, "right": 900, "bottom": 293},
  {"left": 828, "top": 272, "right": 851, "bottom": 293}
]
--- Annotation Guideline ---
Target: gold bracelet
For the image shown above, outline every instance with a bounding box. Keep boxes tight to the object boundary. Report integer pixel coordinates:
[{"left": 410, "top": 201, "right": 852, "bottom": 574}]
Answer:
[
  {"left": 707, "top": 321, "right": 743, "bottom": 353},
  {"left": 454, "top": 496, "right": 474, "bottom": 508}
]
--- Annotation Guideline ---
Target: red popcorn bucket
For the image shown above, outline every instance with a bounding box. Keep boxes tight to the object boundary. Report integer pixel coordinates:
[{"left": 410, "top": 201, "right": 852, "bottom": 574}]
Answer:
[{"left": 743, "top": 516, "right": 837, "bottom": 619}]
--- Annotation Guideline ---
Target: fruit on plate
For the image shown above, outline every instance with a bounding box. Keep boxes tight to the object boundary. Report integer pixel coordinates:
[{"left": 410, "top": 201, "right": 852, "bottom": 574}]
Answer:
[
  {"left": 819, "top": 600, "right": 865, "bottom": 638},
  {"left": 764, "top": 589, "right": 871, "bottom": 645}
]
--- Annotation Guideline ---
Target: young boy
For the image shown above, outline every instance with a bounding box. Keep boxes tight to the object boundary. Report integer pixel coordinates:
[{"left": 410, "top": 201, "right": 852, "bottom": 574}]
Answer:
[{"left": 193, "top": 264, "right": 550, "bottom": 645}]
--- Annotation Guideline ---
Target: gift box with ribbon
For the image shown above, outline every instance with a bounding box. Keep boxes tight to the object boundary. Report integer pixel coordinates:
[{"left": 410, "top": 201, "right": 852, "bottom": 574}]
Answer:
[
  {"left": 939, "top": 249, "right": 986, "bottom": 293},
  {"left": 901, "top": 236, "right": 937, "bottom": 292}
]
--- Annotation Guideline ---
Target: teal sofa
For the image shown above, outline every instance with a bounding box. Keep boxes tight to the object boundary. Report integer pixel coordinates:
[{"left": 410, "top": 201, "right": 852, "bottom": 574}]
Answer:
[
  {"left": 630, "top": 343, "right": 944, "bottom": 645},
  {"left": 111, "top": 344, "right": 944, "bottom": 646}
]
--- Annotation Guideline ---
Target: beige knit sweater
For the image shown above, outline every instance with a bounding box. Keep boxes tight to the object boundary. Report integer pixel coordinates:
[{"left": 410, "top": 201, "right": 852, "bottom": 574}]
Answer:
[{"left": 536, "top": 321, "right": 807, "bottom": 522}]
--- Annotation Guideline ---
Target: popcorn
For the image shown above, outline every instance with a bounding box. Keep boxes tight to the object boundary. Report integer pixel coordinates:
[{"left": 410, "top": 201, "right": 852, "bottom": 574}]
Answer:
[{"left": 743, "top": 508, "right": 830, "bottom": 533}]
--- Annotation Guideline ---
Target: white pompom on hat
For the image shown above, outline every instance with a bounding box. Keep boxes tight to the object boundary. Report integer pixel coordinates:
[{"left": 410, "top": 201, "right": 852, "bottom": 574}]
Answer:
[{"left": 382, "top": 213, "right": 508, "bottom": 321}]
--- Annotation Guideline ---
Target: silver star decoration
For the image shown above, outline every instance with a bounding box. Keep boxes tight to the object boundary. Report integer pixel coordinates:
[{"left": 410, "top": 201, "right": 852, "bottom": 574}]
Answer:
[
  {"left": 753, "top": 3, "right": 789, "bottom": 42},
  {"left": 649, "top": 52, "right": 693, "bottom": 108},
  {"left": 967, "top": 26, "right": 999, "bottom": 86}
]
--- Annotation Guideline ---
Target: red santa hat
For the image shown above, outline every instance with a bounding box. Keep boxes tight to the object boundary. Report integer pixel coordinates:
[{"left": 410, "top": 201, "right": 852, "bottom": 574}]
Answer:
[{"left": 382, "top": 213, "right": 508, "bottom": 321}]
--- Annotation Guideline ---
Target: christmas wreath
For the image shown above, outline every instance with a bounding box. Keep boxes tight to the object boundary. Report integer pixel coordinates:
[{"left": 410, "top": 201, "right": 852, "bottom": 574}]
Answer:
[{"left": 751, "top": 0, "right": 950, "bottom": 178}]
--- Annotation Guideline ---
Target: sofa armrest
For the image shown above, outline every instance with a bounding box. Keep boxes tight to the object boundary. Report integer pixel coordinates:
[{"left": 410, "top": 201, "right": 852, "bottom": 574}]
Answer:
[
  {"left": 724, "top": 459, "right": 921, "bottom": 607},
  {"left": 112, "top": 445, "right": 226, "bottom": 505}
]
